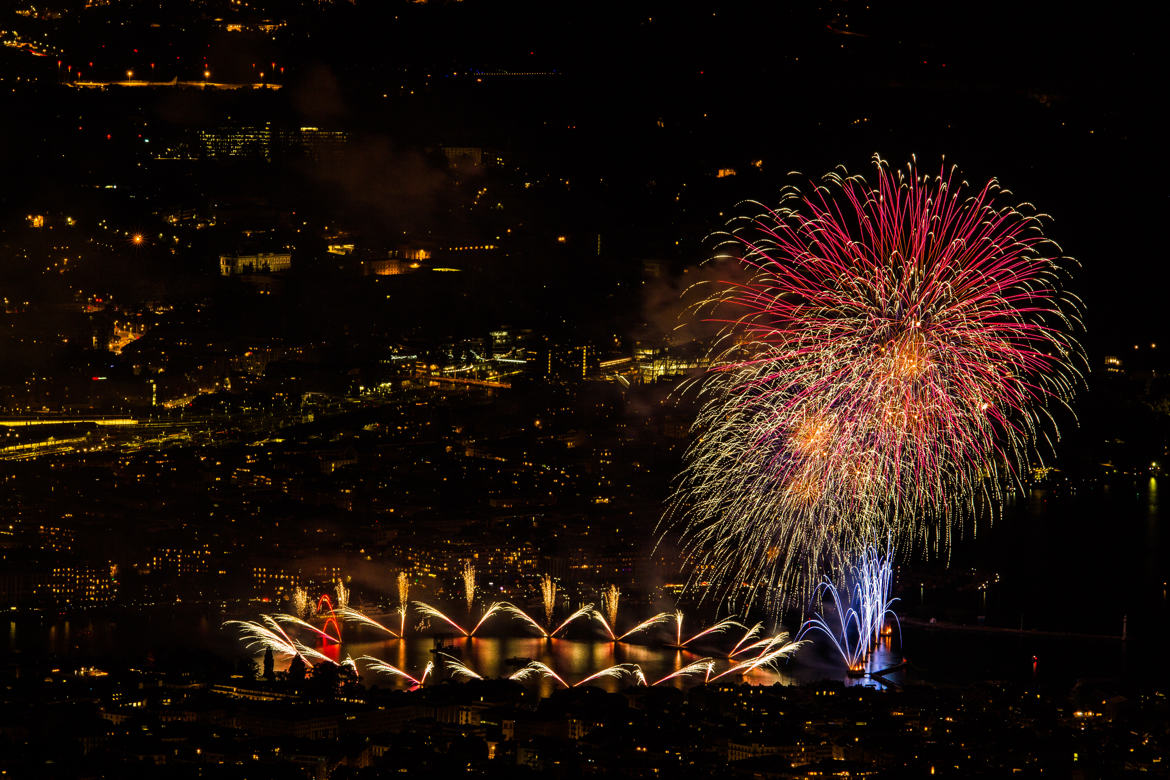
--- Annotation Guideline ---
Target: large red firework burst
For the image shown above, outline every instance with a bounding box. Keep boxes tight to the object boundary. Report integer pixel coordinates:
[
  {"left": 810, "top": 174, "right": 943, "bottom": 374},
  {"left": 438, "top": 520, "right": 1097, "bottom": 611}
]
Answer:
[{"left": 666, "top": 156, "right": 1084, "bottom": 611}]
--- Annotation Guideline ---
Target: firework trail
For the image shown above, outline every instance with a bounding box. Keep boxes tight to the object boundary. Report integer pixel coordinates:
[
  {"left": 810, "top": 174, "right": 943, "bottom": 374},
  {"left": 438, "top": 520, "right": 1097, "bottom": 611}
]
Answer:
[
  {"left": 798, "top": 580, "right": 871, "bottom": 671},
  {"left": 574, "top": 663, "right": 642, "bottom": 687},
  {"left": 501, "top": 603, "right": 549, "bottom": 637},
  {"left": 729, "top": 622, "right": 764, "bottom": 656},
  {"left": 224, "top": 616, "right": 301, "bottom": 659},
  {"left": 397, "top": 571, "right": 410, "bottom": 636},
  {"left": 706, "top": 640, "right": 809, "bottom": 682},
  {"left": 442, "top": 655, "right": 484, "bottom": 681},
  {"left": 541, "top": 575, "right": 557, "bottom": 627},
  {"left": 292, "top": 586, "right": 309, "bottom": 620},
  {"left": 649, "top": 659, "right": 716, "bottom": 686},
  {"left": 601, "top": 585, "right": 620, "bottom": 629},
  {"left": 550, "top": 604, "right": 596, "bottom": 638},
  {"left": 335, "top": 579, "right": 350, "bottom": 611},
  {"left": 673, "top": 611, "right": 745, "bottom": 647},
  {"left": 518, "top": 661, "right": 569, "bottom": 688},
  {"left": 360, "top": 656, "right": 432, "bottom": 687},
  {"left": 462, "top": 562, "right": 476, "bottom": 614},
  {"left": 413, "top": 601, "right": 469, "bottom": 636},
  {"left": 854, "top": 542, "right": 900, "bottom": 646},
  {"left": 273, "top": 613, "right": 342, "bottom": 644},
  {"left": 317, "top": 594, "right": 342, "bottom": 641},
  {"left": 664, "top": 155, "right": 1084, "bottom": 612},
  {"left": 616, "top": 612, "right": 675, "bottom": 642},
  {"left": 295, "top": 641, "right": 334, "bottom": 666},
  {"left": 469, "top": 602, "right": 508, "bottom": 635},
  {"left": 338, "top": 607, "right": 399, "bottom": 637}
]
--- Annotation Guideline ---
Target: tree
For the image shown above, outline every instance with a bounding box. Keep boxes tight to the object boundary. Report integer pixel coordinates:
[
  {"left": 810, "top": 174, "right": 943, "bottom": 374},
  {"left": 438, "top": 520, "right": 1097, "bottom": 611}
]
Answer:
[{"left": 263, "top": 647, "right": 275, "bottom": 681}]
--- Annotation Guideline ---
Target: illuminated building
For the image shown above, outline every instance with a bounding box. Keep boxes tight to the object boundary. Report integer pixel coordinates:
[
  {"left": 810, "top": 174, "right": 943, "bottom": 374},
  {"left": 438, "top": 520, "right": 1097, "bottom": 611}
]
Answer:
[{"left": 219, "top": 251, "right": 292, "bottom": 275}]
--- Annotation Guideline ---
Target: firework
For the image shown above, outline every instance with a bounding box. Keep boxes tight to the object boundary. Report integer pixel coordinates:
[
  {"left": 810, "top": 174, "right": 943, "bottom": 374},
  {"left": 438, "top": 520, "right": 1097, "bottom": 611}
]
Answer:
[
  {"left": 397, "top": 571, "right": 410, "bottom": 636},
  {"left": 501, "top": 603, "right": 549, "bottom": 637},
  {"left": 649, "top": 659, "right": 715, "bottom": 686},
  {"left": 601, "top": 585, "right": 620, "bottom": 628},
  {"left": 224, "top": 615, "right": 301, "bottom": 659},
  {"left": 708, "top": 638, "right": 805, "bottom": 682},
  {"left": 335, "top": 579, "right": 350, "bottom": 611},
  {"left": 360, "top": 655, "right": 432, "bottom": 687},
  {"left": 468, "top": 602, "right": 507, "bottom": 635},
  {"left": 617, "top": 611, "right": 675, "bottom": 642},
  {"left": 549, "top": 603, "right": 595, "bottom": 638},
  {"left": 541, "top": 575, "right": 557, "bottom": 626},
  {"left": 413, "top": 601, "right": 469, "bottom": 636},
  {"left": 291, "top": 586, "right": 309, "bottom": 619},
  {"left": 854, "top": 542, "right": 899, "bottom": 646},
  {"left": 462, "top": 562, "right": 476, "bottom": 614},
  {"left": 442, "top": 654, "right": 484, "bottom": 681},
  {"left": 337, "top": 607, "right": 399, "bottom": 637},
  {"left": 665, "top": 155, "right": 1084, "bottom": 611},
  {"left": 798, "top": 580, "right": 873, "bottom": 671},
  {"left": 573, "top": 663, "right": 642, "bottom": 687},
  {"left": 672, "top": 611, "right": 745, "bottom": 648},
  {"left": 273, "top": 613, "right": 341, "bottom": 644},
  {"left": 316, "top": 594, "right": 342, "bottom": 641}
]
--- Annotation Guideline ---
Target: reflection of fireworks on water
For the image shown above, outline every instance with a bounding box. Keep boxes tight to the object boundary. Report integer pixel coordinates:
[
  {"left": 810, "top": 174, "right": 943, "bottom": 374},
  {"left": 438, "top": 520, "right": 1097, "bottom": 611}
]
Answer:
[
  {"left": 541, "top": 575, "right": 557, "bottom": 626},
  {"left": 335, "top": 579, "right": 350, "bottom": 611},
  {"left": 292, "top": 587, "right": 309, "bottom": 620},
  {"left": 462, "top": 561, "right": 476, "bottom": 613},
  {"left": 601, "top": 585, "right": 620, "bottom": 628},
  {"left": 397, "top": 571, "right": 410, "bottom": 636},
  {"left": 665, "top": 156, "right": 1084, "bottom": 612},
  {"left": 361, "top": 656, "right": 433, "bottom": 687},
  {"left": 338, "top": 607, "right": 399, "bottom": 637}
]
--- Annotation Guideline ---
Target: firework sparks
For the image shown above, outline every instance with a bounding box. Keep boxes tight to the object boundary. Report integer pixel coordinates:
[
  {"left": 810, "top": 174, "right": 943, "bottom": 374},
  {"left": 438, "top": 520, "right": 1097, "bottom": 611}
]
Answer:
[
  {"left": 549, "top": 603, "right": 595, "bottom": 638},
  {"left": 650, "top": 659, "right": 715, "bottom": 686},
  {"left": 664, "top": 155, "right": 1084, "bottom": 612},
  {"left": 574, "top": 663, "right": 642, "bottom": 687},
  {"left": 674, "top": 612, "right": 745, "bottom": 648},
  {"left": 468, "top": 601, "right": 507, "bottom": 636},
  {"left": 397, "top": 571, "right": 410, "bottom": 636},
  {"left": 502, "top": 603, "right": 549, "bottom": 637},
  {"left": 316, "top": 594, "right": 342, "bottom": 641},
  {"left": 462, "top": 561, "right": 476, "bottom": 614},
  {"left": 709, "top": 636, "right": 806, "bottom": 681},
  {"left": 337, "top": 607, "right": 400, "bottom": 637},
  {"left": 291, "top": 586, "right": 309, "bottom": 620},
  {"left": 601, "top": 585, "right": 620, "bottom": 629},
  {"left": 273, "top": 613, "right": 342, "bottom": 644},
  {"left": 442, "top": 655, "right": 484, "bottom": 681},
  {"left": 335, "top": 579, "right": 350, "bottom": 611},
  {"left": 360, "top": 656, "right": 431, "bottom": 687},
  {"left": 224, "top": 615, "right": 301, "bottom": 659},
  {"left": 413, "top": 601, "right": 469, "bottom": 636},
  {"left": 729, "top": 622, "right": 764, "bottom": 657},
  {"left": 541, "top": 575, "right": 557, "bottom": 627},
  {"left": 616, "top": 611, "right": 675, "bottom": 642},
  {"left": 798, "top": 580, "right": 871, "bottom": 671}
]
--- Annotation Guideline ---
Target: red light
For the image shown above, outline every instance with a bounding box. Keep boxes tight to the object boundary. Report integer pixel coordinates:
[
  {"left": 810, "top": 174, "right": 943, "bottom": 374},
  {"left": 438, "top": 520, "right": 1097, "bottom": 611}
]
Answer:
[{"left": 106, "top": 134, "right": 111, "bottom": 140}]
